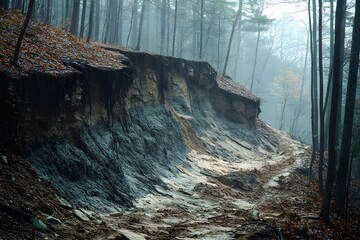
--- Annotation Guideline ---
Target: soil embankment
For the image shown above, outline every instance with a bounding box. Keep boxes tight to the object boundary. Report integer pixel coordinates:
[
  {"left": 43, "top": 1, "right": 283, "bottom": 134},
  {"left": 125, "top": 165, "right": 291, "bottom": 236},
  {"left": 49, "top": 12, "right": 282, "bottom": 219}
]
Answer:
[{"left": 0, "top": 10, "right": 315, "bottom": 239}]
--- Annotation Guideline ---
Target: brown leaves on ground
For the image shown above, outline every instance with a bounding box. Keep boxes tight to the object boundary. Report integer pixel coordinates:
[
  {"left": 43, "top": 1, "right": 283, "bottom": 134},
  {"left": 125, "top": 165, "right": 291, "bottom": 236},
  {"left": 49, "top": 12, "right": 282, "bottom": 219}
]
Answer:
[{"left": 0, "top": 9, "right": 126, "bottom": 78}]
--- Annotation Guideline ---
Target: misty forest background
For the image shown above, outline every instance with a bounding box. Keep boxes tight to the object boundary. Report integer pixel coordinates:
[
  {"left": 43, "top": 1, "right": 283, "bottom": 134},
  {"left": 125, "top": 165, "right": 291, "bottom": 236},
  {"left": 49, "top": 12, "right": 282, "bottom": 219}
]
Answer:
[{"left": 2, "top": 0, "right": 360, "bottom": 223}]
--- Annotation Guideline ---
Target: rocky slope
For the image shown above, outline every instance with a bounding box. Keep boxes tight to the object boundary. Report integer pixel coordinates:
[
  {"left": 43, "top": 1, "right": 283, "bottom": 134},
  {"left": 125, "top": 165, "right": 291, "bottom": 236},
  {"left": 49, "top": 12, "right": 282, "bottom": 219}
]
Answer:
[{"left": 0, "top": 10, "right": 316, "bottom": 239}]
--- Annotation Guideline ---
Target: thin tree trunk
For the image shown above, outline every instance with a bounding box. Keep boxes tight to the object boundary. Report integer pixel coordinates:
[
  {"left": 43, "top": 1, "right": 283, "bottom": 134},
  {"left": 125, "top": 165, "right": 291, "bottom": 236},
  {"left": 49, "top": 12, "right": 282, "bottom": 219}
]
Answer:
[
  {"left": 79, "top": 0, "right": 87, "bottom": 39},
  {"left": 70, "top": 0, "right": 81, "bottom": 36},
  {"left": 334, "top": 0, "right": 360, "bottom": 215},
  {"left": 250, "top": 24, "right": 261, "bottom": 92},
  {"left": 13, "top": 0, "right": 35, "bottom": 65},
  {"left": 126, "top": 0, "right": 138, "bottom": 48},
  {"left": 325, "top": 1, "right": 337, "bottom": 134},
  {"left": 223, "top": 0, "right": 242, "bottom": 77},
  {"left": 318, "top": 0, "right": 325, "bottom": 194},
  {"left": 166, "top": 0, "right": 170, "bottom": 55},
  {"left": 94, "top": 0, "right": 100, "bottom": 41},
  {"left": 160, "top": 0, "right": 166, "bottom": 54},
  {"left": 171, "top": 0, "right": 178, "bottom": 56},
  {"left": 279, "top": 96, "right": 288, "bottom": 130},
  {"left": 300, "top": 29, "right": 310, "bottom": 101},
  {"left": 117, "top": 0, "right": 124, "bottom": 45},
  {"left": 45, "top": 0, "right": 51, "bottom": 24},
  {"left": 321, "top": 0, "right": 346, "bottom": 223},
  {"left": 199, "top": 0, "right": 204, "bottom": 59},
  {"left": 135, "top": 0, "right": 146, "bottom": 51},
  {"left": 87, "top": 0, "right": 95, "bottom": 43},
  {"left": 308, "top": 0, "right": 319, "bottom": 181}
]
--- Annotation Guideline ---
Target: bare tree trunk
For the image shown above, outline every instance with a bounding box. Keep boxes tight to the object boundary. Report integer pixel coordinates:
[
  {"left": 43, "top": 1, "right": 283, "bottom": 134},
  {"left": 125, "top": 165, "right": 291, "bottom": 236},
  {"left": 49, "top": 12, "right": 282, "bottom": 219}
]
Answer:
[
  {"left": 318, "top": 0, "right": 325, "bottom": 194},
  {"left": 160, "top": 0, "right": 166, "bottom": 54},
  {"left": 94, "top": 0, "right": 100, "bottom": 41},
  {"left": 79, "top": 0, "right": 87, "bottom": 39},
  {"left": 171, "top": 0, "right": 178, "bottom": 56},
  {"left": 166, "top": 0, "right": 170, "bottom": 55},
  {"left": 223, "top": 0, "right": 242, "bottom": 76},
  {"left": 70, "top": 0, "right": 80, "bottom": 36},
  {"left": 300, "top": 29, "right": 310, "bottom": 101},
  {"left": 117, "top": 0, "right": 124, "bottom": 45},
  {"left": 321, "top": 0, "right": 346, "bottom": 223},
  {"left": 279, "top": 96, "right": 288, "bottom": 130},
  {"left": 334, "top": 0, "right": 360, "bottom": 215},
  {"left": 135, "top": 0, "right": 146, "bottom": 51},
  {"left": 250, "top": 24, "right": 261, "bottom": 92},
  {"left": 13, "top": 0, "right": 35, "bottom": 66},
  {"left": 87, "top": 0, "right": 95, "bottom": 43},
  {"left": 126, "top": 0, "right": 138, "bottom": 48},
  {"left": 199, "top": 0, "right": 204, "bottom": 59},
  {"left": 45, "top": 0, "right": 51, "bottom": 24}
]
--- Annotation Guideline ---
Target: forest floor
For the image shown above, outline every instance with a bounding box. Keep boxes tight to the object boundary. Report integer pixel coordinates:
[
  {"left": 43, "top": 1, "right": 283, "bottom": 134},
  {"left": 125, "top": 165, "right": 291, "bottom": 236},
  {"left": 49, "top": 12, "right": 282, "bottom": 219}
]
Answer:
[{"left": 1, "top": 133, "right": 358, "bottom": 239}]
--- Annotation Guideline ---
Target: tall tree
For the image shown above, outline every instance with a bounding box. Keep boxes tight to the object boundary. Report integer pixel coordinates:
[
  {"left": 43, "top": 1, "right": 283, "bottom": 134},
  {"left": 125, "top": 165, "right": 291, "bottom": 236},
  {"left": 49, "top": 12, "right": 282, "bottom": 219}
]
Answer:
[
  {"left": 243, "top": 0, "right": 273, "bottom": 91},
  {"left": 70, "top": 0, "right": 81, "bottom": 36},
  {"left": 45, "top": 0, "right": 51, "bottom": 24},
  {"left": 172, "top": 0, "right": 178, "bottom": 56},
  {"left": 160, "top": 0, "right": 167, "bottom": 54},
  {"left": 223, "top": 0, "right": 242, "bottom": 76},
  {"left": 334, "top": 0, "right": 360, "bottom": 215},
  {"left": 135, "top": 0, "right": 147, "bottom": 50},
  {"left": 79, "top": 0, "right": 87, "bottom": 39},
  {"left": 13, "top": 0, "right": 35, "bottom": 65},
  {"left": 94, "top": 0, "right": 100, "bottom": 41},
  {"left": 1, "top": 0, "right": 9, "bottom": 10},
  {"left": 199, "top": 0, "right": 204, "bottom": 59},
  {"left": 87, "top": 0, "right": 95, "bottom": 43},
  {"left": 318, "top": 0, "right": 325, "bottom": 194},
  {"left": 308, "top": 0, "right": 319, "bottom": 181},
  {"left": 321, "top": 0, "right": 347, "bottom": 223}
]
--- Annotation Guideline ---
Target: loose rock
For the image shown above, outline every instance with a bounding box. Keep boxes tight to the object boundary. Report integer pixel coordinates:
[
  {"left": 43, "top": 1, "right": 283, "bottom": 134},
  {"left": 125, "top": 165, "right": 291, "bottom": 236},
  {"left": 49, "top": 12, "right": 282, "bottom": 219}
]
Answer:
[
  {"left": 0, "top": 155, "right": 7, "bottom": 164},
  {"left": 46, "top": 216, "right": 62, "bottom": 225},
  {"left": 73, "top": 209, "right": 90, "bottom": 222},
  {"left": 31, "top": 218, "right": 47, "bottom": 232}
]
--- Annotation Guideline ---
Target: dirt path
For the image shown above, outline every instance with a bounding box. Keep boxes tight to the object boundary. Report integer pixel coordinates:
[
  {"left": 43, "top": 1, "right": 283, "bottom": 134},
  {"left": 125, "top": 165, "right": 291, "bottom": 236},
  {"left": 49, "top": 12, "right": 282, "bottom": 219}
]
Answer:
[{"left": 98, "top": 132, "right": 311, "bottom": 240}]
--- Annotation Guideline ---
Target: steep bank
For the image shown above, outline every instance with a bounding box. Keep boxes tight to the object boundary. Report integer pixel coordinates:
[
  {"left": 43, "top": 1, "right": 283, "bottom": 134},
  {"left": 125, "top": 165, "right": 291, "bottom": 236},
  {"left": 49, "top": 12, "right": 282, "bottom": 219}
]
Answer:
[{"left": 1, "top": 42, "right": 274, "bottom": 212}]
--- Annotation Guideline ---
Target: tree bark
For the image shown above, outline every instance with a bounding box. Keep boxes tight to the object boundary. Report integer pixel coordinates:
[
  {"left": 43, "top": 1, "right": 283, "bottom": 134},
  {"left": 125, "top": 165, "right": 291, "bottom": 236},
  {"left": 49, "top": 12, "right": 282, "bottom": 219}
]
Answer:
[
  {"left": 70, "top": 0, "right": 81, "bottom": 36},
  {"left": 87, "top": 0, "right": 95, "bottom": 43},
  {"left": 12, "top": 0, "right": 35, "bottom": 65},
  {"left": 250, "top": 23, "right": 261, "bottom": 92},
  {"left": 199, "top": 0, "right": 204, "bottom": 59},
  {"left": 321, "top": 0, "right": 346, "bottom": 223},
  {"left": 79, "top": 0, "right": 87, "bottom": 39},
  {"left": 171, "top": 0, "right": 178, "bottom": 56},
  {"left": 318, "top": 0, "right": 325, "bottom": 194},
  {"left": 160, "top": 0, "right": 166, "bottom": 54},
  {"left": 334, "top": 0, "right": 360, "bottom": 215},
  {"left": 223, "top": 0, "right": 242, "bottom": 76},
  {"left": 135, "top": 0, "right": 146, "bottom": 51}
]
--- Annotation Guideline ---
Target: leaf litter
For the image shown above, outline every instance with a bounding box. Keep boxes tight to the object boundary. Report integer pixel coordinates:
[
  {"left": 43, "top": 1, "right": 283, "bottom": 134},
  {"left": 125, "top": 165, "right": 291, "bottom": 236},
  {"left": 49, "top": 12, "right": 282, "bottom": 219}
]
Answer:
[{"left": 0, "top": 9, "right": 126, "bottom": 78}]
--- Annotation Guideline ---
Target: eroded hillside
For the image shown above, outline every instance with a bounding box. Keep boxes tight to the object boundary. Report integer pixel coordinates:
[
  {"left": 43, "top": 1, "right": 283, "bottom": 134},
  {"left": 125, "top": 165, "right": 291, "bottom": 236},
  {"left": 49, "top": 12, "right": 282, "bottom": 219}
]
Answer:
[{"left": 0, "top": 10, "right": 328, "bottom": 239}]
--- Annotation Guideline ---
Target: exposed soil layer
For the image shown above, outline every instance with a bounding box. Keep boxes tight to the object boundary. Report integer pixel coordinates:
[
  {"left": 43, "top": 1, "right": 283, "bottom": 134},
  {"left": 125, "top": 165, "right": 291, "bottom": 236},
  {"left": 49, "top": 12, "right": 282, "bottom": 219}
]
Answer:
[{"left": 0, "top": 148, "right": 116, "bottom": 240}]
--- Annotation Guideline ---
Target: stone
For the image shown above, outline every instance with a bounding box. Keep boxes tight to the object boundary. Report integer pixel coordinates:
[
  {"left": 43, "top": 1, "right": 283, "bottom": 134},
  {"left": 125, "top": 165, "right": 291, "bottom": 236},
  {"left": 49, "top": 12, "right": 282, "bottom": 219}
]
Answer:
[
  {"left": 73, "top": 209, "right": 90, "bottom": 222},
  {"left": 46, "top": 216, "right": 62, "bottom": 225},
  {"left": 1, "top": 155, "right": 7, "bottom": 164},
  {"left": 251, "top": 209, "right": 260, "bottom": 220},
  {"left": 31, "top": 217, "right": 47, "bottom": 232},
  {"left": 58, "top": 197, "right": 72, "bottom": 209}
]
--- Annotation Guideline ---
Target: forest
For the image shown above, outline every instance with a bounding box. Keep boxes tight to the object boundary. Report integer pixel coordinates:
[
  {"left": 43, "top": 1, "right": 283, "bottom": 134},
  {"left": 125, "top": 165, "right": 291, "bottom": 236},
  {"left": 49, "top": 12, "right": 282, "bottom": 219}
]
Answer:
[{"left": 0, "top": 0, "right": 360, "bottom": 239}]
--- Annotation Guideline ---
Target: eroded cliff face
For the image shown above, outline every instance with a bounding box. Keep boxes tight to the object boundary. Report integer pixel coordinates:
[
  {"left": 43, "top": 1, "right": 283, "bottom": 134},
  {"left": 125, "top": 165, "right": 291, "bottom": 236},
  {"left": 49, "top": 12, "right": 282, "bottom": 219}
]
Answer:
[{"left": 0, "top": 49, "right": 271, "bottom": 212}]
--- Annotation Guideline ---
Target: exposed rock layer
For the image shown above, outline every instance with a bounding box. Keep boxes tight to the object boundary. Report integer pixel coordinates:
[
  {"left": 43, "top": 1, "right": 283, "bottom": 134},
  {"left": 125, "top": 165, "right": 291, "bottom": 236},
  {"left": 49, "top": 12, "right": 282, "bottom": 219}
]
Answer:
[{"left": 0, "top": 50, "right": 267, "bottom": 211}]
